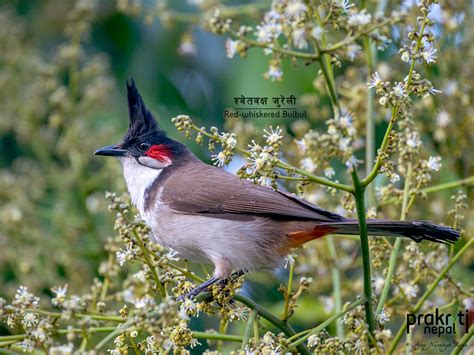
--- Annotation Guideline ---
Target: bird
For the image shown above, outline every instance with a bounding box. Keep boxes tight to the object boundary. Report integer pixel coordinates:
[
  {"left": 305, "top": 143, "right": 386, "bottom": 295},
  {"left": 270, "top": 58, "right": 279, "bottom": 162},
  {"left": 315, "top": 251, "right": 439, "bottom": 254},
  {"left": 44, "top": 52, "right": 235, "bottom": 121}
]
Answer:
[{"left": 94, "top": 79, "right": 459, "bottom": 299}]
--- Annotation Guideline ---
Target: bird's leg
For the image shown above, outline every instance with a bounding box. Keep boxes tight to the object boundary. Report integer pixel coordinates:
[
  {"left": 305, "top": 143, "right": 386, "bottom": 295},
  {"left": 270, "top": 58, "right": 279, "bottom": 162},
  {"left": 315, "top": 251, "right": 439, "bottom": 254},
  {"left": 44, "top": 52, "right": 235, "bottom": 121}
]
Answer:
[
  {"left": 177, "top": 276, "right": 221, "bottom": 301},
  {"left": 217, "top": 269, "right": 246, "bottom": 287},
  {"left": 177, "top": 270, "right": 247, "bottom": 301}
]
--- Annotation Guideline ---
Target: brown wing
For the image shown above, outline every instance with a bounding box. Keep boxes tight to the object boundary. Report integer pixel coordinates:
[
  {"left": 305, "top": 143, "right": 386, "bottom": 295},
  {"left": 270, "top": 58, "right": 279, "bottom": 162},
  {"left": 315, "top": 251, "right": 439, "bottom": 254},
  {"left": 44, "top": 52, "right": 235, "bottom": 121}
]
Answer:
[{"left": 158, "top": 161, "right": 345, "bottom": 222}]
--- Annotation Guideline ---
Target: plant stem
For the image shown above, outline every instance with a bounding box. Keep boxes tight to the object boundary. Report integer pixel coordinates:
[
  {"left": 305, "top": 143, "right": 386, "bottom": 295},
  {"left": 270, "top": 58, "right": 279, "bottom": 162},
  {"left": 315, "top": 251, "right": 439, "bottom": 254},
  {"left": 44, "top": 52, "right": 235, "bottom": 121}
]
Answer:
[
  {"left": 351, "top": 170, "right": 375, "bottom": 336},
  {"left": 217, "top": 318, "right": 228, "bottom": 353},
  {"left": 23, "top": 308, "right": 124, "bottom": 323},
  {"left": 241, "top": 310, "right": 258, "bottom": 349},
  {"left": 451, "top": 323, "right": 474, "bottom": 355},
  {"left": 317, "top": 55, "right": 340, "bottom": 115},
  {"left": 232, "top": 294, "right": 310, "bottom": 355},
  {"left": 282, "top": 260, "right": 294, "bottom": 320},
  {"left": 362, "top": 107, "right": 396, "bottom": 186},
  {"left": 193, "top": 331, "right": 243, "bottom": 343},
  {"left": 191, "top": 124, "right": 353, "bottom": 192},
  {"left": 96, "top": 319, "right": 135, "bottom": 350},
  {"left": 376, "top": 163, "right": 413, "bottom": 315},
  {"left": 421, "top": 175, "right": 474, "bottom": 194},
  {"left": 388, "top": 238, "right": 474, "bottom": 354},
  {"left": 287, "top": 298, "right": 366, "bottom": 350},
  {"left": 195, "top": 291, "right": 310, "bottom": 354},
  {"left": 132, "top": 229, "right": 167, "bottom": 298},
  {"left": 327, "top": 237, "right": 344, "bottom": 338},
  {"left": 0, "top": 327, "right": 120, "bottom": 345},
  {"left": 363, "top": 37, "right": 376, "bottom": 207}
]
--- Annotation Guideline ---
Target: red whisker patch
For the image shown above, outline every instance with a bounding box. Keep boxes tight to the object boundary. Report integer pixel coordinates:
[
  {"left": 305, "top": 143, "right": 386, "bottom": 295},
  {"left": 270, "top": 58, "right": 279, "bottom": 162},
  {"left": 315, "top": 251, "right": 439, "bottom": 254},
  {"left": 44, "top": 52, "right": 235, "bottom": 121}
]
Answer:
[{"left": 146, "top": 144, "right": 172, "bottom": 162}]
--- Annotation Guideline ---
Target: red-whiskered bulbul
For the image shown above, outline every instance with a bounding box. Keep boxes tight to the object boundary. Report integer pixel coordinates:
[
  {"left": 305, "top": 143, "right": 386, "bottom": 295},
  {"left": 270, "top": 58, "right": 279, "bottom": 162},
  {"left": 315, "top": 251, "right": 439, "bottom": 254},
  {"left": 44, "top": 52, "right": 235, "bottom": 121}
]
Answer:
[{"left": 94, "top": 79, "right": 459, "bottom": 298}]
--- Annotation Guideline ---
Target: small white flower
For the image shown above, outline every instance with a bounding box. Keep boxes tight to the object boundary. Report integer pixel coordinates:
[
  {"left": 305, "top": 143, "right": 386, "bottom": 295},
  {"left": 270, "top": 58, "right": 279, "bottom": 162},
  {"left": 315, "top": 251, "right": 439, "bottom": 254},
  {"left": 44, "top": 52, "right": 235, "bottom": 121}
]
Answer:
[
  {"left": 263, "top": 126, "right": 283, "bottom": 144},
  {"left": 134, "top": 296, "right": 155, "bottom": 309},
  {"left": 51, "top": 284, "right": 68, "bottom": 299},
  {"left": 177, "top": 40, "right": 196, "bottom": 56},
  {"left": 311, "top": 26, "right": 325, "bottom": 40},
  {"left": 50, "top": 343, "right": 74, "bottom": 355},
  {"left": 320, "top": 296, "right": 334, "bottom": 313},
  {"left": 345, "top": 155, "right": 362, "bottom": 169},
  {"left": 401, "top": 51, "right": 411, "bottom": 62},
  {"left": 436, "top": 111, "right": 451, "bottom": 127},
  {"left": 133, "top": 270, "right": 147, "bottom": 283},
  {"left": 116, "top": 244, "right": 134, "bottom": 266},
  {"left": 347, "top": 44, "right": 362, "bottom": 61},
  {"left": 264, "top": 65, "right": 283, "bottom": 81},
  {"left": 224, "top": 134, "right": 237, "bottom": 148},
  {"left": 353, "top": 338, "right": 365, "bottom": 354},
  {"left": 51, "top": 284, "right": 68, "bottom": 306},
  {"left": 255, "top": 22, "right": 281, "bottom": 43},
  {"left": 13, "top": 286, "right": 39, "bottom": 307},
  {"left": 165, "top": 249, "right": 180, "bottom": 261},
  {"left": 406, "top": 131, "right": 421, "bottom": 148},
  {"left": 300, "top": 157, "right": 317, "bottom": 172},
  {"left": 262, "top": 332, "right": 275, "bottom": 346},
  {"left": 377, "top": 308, "right": 390, "bottom": 324},
  {"left": 295, "top": 139, "right": 307, "bottom": 154},
  {"left": 444, "top": 80, "right": 457, "bottom": 95},
  {"left": 307, "top": 334, "right": 321, "bottom": 348},
  {"left": 427, "top": 156, "right": 442, "bottom": 171},
  {"left": 393, "top": 82, "right": 406, "bottom": 98},
  {"left": 228, "top": 305, "right": 248, "bottom": 321},
  {"left": 189, "top": 338, "right": 201, "bottom": 349},
  {"left": 339, "top": 137, "right": 352, "bottom": 152},
  {"left": 285, "top": 1, "right": 307, "bottom": 20},
  {"left": 401, "top": 282, "right": 419, "bottom": 298},
  {"left": 348, "top": 9, "right": 372, "bottom": 27},
  {"left": 422, "top": 47, "right": 437, "bottom": 64},
  {"left": 336, "top": 0, "right": 354, "bottom": 13},
  {"left": 338, "top": 112, "right": 354, "bottom": 128},
  {"left": 324, "top": 167, "right": 335, "bottom": 178},
  {"left": 292, "top": 28, "right": 308, "bottom": 49},
  {"left": 428, "top": 86, "right": 442, "bottom": 96},
  {"left": 225, "top": 38, "right": 238, "bottom": 59},
  {"left": 374, "top": 276, "right": 385, "bottom": 294},
  {"left": 211, "top": 151, "right": 227, "bottom": 167},
  {"left": 19, "top": 339, "right": 34, "bottom": 352},
  {"left": 180, "top": 297, "right": 198, "bottom": 318},
  {"left": 389, "top": 173, "right": 400, "bottom": 183},
  {"left": 284, "top": 254, "right": 296, "bottom": 268},
  {"left": 22, "top": 313, "right": 38, "bottom": 328},
  {"left": 367, "top": 72, "right": 382, "bottom": 89}
]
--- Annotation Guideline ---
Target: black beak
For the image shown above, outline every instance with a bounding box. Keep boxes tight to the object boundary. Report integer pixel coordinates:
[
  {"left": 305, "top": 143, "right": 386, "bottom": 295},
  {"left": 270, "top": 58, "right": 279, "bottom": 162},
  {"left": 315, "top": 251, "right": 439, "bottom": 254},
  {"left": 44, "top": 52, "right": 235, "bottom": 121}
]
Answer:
[{"left": 94, "top": 145, "right": 128, "bottom": 157}]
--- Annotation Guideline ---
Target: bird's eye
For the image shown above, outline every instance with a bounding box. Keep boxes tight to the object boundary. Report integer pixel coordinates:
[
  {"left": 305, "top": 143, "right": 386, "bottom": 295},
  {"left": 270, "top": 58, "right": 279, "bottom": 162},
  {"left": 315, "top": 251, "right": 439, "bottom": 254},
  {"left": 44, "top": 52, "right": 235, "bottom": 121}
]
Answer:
[{"left": 138, "top": 142, "right": 150, "bottom": 151}]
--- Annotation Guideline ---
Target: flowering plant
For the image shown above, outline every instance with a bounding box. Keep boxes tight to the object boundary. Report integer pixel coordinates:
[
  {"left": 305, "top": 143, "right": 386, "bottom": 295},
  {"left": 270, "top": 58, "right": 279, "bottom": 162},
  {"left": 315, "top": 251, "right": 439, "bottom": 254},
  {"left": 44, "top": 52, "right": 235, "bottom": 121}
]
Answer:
[{"left": 0, "top": 0, "right": 473, "bottom": 353}]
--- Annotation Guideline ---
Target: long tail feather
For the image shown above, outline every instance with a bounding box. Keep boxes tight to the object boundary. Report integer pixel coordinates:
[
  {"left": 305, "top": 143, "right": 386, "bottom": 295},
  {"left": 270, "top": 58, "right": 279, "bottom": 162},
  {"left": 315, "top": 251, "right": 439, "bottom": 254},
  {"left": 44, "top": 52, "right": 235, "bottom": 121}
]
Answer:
[{"left": 326, "top": 219, "right": 459, "bottom": 245}]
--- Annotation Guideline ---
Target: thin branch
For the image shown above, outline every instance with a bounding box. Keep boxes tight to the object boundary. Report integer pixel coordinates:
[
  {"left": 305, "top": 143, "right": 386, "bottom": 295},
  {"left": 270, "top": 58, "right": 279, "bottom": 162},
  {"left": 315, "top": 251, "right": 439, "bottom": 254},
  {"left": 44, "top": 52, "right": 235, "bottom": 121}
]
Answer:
[
  {"left": 190, "top": 124, "right": 354, "bottom": 192},
  {"left": 388, "top": 238, "right": 474, "bottom": 354},
  {"left": 286, "top": 298, "right": 366, "bottom": 350}
]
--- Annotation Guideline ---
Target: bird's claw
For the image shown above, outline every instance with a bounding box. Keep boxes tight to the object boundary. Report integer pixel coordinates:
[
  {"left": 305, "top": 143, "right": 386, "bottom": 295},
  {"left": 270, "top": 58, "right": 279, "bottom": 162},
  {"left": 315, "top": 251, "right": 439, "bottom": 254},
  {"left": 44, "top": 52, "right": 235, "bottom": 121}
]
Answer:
[{"left": 177, "top": 285, "right": 209, "bottom": 302}]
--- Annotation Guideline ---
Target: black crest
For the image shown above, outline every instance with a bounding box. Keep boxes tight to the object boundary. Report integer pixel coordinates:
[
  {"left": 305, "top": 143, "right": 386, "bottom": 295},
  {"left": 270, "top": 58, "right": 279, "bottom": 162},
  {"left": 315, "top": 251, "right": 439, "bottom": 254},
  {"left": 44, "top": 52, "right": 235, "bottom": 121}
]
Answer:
[{"left": 123, "top": 78, "right": 163, "bottom": 142}]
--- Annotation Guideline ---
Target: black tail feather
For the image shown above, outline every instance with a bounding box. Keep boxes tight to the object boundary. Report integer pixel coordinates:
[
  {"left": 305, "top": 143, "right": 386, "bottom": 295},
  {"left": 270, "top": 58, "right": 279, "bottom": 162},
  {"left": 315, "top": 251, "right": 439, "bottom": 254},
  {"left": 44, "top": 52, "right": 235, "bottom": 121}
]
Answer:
[{"left": 328, "top": 219, "right": 460, "bottom": 245}]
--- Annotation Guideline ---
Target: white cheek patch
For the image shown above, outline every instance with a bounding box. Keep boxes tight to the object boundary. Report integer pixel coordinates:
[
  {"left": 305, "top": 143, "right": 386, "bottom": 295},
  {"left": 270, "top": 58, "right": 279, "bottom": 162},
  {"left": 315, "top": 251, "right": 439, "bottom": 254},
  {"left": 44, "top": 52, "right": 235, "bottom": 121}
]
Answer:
[{"left": 138, "top": 156, "right": 171, "bottom": 169}]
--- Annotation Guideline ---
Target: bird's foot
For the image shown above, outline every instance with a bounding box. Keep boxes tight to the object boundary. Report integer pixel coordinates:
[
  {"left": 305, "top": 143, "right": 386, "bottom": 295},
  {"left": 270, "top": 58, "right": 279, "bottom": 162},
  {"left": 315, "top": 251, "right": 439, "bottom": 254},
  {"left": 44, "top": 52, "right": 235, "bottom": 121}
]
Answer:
[
  {"left": 176, "top": 270, "right": 247, "bottom": 302},
  {"left": 177, "top": 276, "right": 219, "bottom": 302}
]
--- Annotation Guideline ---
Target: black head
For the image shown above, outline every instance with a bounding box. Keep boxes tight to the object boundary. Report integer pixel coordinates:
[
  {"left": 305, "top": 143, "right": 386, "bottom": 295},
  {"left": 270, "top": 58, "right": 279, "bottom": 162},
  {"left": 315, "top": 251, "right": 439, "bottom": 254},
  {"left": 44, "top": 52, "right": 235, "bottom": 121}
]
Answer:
[{"left": 94, "top": 79, "right": 181, "bottom": 168}]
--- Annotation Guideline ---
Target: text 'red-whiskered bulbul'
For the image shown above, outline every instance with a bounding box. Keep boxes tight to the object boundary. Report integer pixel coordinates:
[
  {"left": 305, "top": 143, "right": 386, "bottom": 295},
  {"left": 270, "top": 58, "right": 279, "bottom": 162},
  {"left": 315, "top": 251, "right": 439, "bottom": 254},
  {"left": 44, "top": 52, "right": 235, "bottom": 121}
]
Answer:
[{"left": 95, "top": 79, "right": 459, "bottom": 299}]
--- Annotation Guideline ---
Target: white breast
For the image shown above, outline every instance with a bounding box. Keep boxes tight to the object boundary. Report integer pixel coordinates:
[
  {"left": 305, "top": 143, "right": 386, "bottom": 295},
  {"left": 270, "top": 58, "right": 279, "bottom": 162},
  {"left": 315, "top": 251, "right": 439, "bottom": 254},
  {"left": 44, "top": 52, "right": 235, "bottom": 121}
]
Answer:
[{"left": 121, "top": 157, "right": 162, "bottom": 215}]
